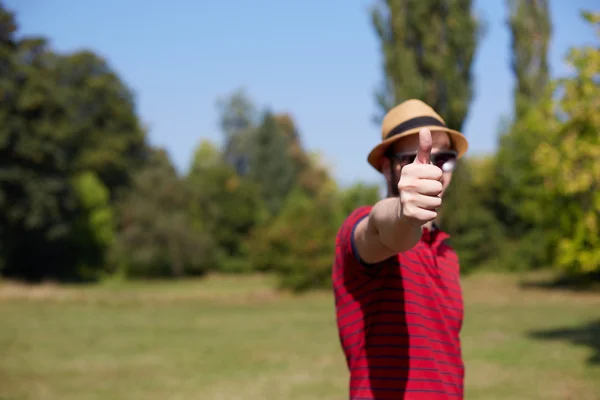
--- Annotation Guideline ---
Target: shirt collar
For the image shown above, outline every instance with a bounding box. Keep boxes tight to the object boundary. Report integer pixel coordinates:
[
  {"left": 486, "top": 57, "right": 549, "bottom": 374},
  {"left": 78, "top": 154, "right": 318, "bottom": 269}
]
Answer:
[{"left": 422, "top": 224, "right": 450, "bottom": 245}]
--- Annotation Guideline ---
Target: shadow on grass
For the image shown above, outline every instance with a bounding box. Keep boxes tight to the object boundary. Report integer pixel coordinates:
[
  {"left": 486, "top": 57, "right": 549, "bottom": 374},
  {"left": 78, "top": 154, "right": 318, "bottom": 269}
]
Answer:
[
  {"left": 528, "top": 319, "right": 600, "bottom": 366},
  {"left": 518, "top": 273, "right": 600, "bottom": 293}
]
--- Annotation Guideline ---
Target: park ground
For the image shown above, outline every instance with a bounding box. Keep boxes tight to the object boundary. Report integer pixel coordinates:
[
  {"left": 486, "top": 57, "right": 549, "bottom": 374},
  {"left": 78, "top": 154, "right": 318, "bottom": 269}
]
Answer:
[{"left": 1, "top": 271, "right": 599, "bottom": 400}]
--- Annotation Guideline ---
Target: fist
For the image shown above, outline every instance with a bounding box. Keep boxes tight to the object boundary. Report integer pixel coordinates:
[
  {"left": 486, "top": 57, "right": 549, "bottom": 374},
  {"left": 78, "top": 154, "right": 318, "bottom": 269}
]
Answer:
[{"left": 398, "top": 128, "right": 443, "bottom": 226}]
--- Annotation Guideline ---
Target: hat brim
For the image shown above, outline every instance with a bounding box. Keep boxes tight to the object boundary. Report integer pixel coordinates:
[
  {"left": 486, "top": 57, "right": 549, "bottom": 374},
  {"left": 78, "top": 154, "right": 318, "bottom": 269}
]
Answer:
[{"left": 367, "top": 126, "right": 469, "bottom": 172}]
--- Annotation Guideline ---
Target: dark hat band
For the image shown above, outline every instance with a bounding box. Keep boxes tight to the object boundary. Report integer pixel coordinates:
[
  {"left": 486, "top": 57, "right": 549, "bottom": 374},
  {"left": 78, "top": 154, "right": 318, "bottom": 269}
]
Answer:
[{"left": 385, "top": 116, "right": 447, "bottom": 140}]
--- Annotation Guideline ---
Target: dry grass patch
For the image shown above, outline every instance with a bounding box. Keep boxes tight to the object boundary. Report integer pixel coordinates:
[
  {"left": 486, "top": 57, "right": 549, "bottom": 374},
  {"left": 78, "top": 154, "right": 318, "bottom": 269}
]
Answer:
[{"left": 1, "top": 271, "right": 599, "bottom": 400}]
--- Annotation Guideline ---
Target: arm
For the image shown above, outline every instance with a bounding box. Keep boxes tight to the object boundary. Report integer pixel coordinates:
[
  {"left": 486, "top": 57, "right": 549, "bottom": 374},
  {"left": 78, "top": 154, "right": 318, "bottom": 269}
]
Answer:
[
  {"left": 353, "top": 197, "right": 422, "bottom": 264},
  {"left": 353, "top": 128, "right": 443, "bottom": 265}
]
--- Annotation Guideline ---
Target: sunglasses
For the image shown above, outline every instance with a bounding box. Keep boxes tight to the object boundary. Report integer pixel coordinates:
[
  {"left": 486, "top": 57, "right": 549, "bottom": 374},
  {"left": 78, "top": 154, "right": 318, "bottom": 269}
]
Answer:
[{"left": 389, "top": 150, "right": 458, "bottom": 172}]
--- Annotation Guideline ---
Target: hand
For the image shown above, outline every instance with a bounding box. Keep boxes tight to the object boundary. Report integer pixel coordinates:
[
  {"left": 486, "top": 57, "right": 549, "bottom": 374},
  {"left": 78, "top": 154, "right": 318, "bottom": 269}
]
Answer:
[{"left": 397, "top": 128, "right": 443, "bottom": 226}]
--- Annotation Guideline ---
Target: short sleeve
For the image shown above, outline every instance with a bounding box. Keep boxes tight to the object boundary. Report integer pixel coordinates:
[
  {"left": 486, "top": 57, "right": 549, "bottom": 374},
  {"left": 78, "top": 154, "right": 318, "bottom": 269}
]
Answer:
[{"left": 335, "top": 206, "right": 377, "bottom": 271}]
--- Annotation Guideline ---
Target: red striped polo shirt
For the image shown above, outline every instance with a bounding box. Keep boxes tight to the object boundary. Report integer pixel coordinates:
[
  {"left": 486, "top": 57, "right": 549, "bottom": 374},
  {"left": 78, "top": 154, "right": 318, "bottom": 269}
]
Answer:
[{"left": 332, "top": 206, "right": 465, "bottom": 399}]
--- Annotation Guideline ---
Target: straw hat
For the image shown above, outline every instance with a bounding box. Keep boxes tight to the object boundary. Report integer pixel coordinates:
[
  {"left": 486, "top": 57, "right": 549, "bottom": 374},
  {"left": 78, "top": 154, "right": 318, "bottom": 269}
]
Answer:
[{"left": 367, "top": 99, "right": 469, "bottom": 172}]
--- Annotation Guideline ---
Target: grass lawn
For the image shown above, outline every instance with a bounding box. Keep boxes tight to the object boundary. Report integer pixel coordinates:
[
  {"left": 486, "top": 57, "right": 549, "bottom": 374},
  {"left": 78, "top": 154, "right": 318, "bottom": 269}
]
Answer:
[{"left": 1, "top": 272, "right": 599, "bottom": 400}]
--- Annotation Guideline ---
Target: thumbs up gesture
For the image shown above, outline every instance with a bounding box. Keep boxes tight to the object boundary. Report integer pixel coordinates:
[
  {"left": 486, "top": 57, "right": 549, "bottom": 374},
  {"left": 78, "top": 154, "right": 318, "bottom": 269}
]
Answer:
[{"left": 397, "top": 128, "right": 443, "bottom": 226}]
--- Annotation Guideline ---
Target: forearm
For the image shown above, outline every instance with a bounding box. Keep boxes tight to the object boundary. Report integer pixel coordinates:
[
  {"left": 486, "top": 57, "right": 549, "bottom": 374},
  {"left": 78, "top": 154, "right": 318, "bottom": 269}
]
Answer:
[{"left": 369, "top": 197, "right": 421, "bottom": 253}]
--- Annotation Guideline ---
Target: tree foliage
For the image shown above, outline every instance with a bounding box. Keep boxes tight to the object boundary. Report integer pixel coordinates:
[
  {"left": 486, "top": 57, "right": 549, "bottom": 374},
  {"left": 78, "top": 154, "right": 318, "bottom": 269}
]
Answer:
[
  {"left": 109, "top": 150, "right": 213, "bottom": 278},
  {"left": 187, "top": 139, "right": 264, "bottom": 272},
  {"left": 69, "top": 171, "right": 115, "bottom": 278},
  {"left": 248, "top": 112, "right": 301, "bottom": 216},
  {"left": 0, "top": 4, "right": 148, "bottom": 281},
  {"left": 1, "top": 1, "right": 598, "bottom": 289},
  {"left": 371, "top": 0, "right": 481, "bottom": 128},
  {"left": 508, "top": 0, "right": 551, "bottom": 118},
  {"left": 530, "top": 12, "right": 600, "bottom": 277},
  {"left": 216, "top": 89, "right": 257, "bottom": 175},
  {"left": 247, "top": 154, "right": 342, "bottom": 291},
  {"left": 488, "top": 0, "right": 554, "bottom": 270},
  {"left": 371, "top": 0, "right": 501, "bottom": 272},
  {"left": 440, "top": 158, "right": 505, "bottom": 272}
]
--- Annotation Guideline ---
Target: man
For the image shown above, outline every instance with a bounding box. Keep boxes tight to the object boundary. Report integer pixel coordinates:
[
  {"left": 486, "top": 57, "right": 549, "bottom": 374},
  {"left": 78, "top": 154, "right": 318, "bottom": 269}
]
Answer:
[{"left": 332, "top": 99, "right": 469, "bottom": 399}]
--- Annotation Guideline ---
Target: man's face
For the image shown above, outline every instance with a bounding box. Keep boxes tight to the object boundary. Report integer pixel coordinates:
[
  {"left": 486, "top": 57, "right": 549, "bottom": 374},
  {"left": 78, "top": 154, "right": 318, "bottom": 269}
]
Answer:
[{"left": 383, "top": 131, "right": 456, "bottom": 198}]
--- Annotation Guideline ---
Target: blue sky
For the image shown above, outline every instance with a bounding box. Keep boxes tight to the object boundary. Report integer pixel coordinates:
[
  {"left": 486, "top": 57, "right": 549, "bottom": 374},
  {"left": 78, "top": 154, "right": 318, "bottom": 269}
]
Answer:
[{"left": 7, "top": 0, "right": 599, "bottom": 186}]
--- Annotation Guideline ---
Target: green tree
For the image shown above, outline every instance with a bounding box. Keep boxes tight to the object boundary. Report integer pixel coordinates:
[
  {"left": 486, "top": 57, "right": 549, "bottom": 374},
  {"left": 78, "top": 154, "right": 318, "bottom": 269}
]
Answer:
[
  {"left": 531, "top": 11, "right": 600, "bottom": 277},
  {"left": 274, "top": 114, "right": 335, "bottom": 199},
  {"left": 371, "top": 0, "right": 500, "bottom": 271},
  {"left": 249, "top": 154, "right": 341, "bottom": 291},
  {"left": 0, "top": 7, "right": 78, "bottom": 280},
  {"left": 371, "top": 0, "right": 480, "bottom": 128},
  {"left": 0, "top": 2, "right": 149, "bottom": 281},
  {"left": 187, "top": 139, "right": 264, "bottom": 272},
  {"left": 508, "top": 0, "right": 551, "bottom": 119},
  {"left": 109, "top": 150, "right": 213, "bottom": 278},
  {"left": 248, "top": 111, "right": 300, "bottom": 216},
  {"left": 490, "top": 0, "right": 553, "bottom": 270},
  {"left": 216, "top": 89, "right": 258, "bottom": 175},
  {"left": 51, "top": 51, "right": 149, "bottom": 195},
  {"left": 245, "top": 111, "right": 346, "bottom": 286},
  {"left": 338, "top": 182, "right": 381, "bottom": 220},
  {"left": 441, "top": 158, "right": 506, "bottom": 272},
  {"left": 70, "top": 171, "right": 115, "bottom": 279}
]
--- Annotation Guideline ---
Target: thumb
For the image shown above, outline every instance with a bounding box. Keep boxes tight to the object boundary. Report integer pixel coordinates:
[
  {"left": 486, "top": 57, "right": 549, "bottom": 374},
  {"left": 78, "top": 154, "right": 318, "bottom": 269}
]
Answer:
[{"left": 414, "top": 128, "right": 433, "bottom": 164}]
